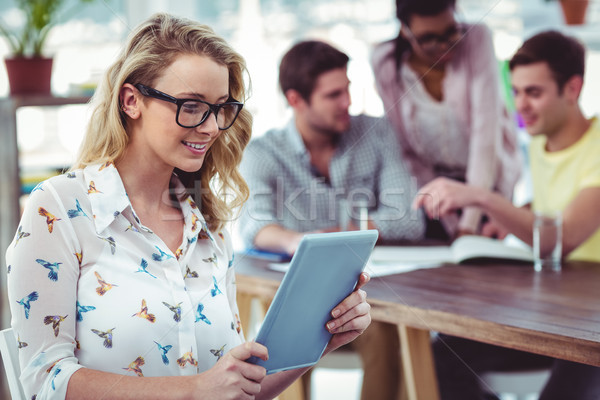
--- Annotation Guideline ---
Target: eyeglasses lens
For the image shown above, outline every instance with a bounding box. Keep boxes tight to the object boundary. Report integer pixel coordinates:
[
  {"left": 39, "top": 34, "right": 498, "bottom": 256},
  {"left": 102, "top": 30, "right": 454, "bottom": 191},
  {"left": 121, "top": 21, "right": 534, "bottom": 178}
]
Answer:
[
  {"left": 419, "top": 25, "right": 464, "bottom": 52},
  {"left": 178, "top": 101, "right": 241, "bottom": 130}
]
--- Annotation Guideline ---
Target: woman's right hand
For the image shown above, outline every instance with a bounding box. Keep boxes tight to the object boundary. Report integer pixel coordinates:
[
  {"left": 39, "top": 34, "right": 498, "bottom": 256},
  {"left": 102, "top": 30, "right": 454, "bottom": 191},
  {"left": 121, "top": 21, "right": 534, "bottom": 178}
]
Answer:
[{"left": 193, "top": 342, "right": 268, "bottom": 399}]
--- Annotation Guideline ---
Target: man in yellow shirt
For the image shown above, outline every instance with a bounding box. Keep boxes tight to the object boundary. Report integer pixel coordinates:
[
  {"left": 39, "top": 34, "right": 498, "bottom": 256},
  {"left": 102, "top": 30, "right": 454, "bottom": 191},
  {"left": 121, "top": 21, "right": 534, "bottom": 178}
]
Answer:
[
  {"left": 414, "top": 31, "right": 600, "bottom": 399},
  {"left": 414, "top": 30, "right": 600, "bottom": 262}
]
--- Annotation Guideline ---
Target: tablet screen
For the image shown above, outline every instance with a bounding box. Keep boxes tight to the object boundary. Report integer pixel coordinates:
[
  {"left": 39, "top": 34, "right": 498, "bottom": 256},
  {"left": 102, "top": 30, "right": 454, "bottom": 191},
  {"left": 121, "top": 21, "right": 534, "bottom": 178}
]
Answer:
[{"left": 247, "top": 230, "right": 378, "bottom": 374}]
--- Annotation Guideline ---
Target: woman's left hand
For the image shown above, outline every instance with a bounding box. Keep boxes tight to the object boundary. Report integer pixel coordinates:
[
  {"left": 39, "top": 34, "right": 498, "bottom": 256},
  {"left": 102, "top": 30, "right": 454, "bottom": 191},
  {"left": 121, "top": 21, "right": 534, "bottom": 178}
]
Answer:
[{"left": 324, "top": 272, "right": 371, "bottom": 353}]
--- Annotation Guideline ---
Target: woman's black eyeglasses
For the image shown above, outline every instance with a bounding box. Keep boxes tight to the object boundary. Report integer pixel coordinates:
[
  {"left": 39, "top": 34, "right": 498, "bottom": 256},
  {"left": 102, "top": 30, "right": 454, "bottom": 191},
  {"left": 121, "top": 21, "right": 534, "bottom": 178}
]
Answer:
[
  {"left": 403, "top": 23, "right": 466, "bottom": 54},
  {"left": 134, "top": 84, "right": 243, "bottom": 130}
]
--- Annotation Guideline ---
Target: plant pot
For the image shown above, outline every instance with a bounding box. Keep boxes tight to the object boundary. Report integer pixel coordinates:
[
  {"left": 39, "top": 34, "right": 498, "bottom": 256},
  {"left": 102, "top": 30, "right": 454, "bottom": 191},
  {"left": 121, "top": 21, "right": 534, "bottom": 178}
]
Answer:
[
  {"left": 559, "top": 0, "right": 589, "bottom": 25},
  {"left": 4, "top": 57, "right": 53, "bottom": 96}
]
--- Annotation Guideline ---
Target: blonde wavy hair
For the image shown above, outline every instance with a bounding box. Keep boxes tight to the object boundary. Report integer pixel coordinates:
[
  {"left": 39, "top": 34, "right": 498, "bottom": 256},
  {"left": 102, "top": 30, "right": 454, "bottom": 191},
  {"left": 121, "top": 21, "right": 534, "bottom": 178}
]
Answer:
[{"left": 72, "top": 13, "right": 252, "bottom": 231}]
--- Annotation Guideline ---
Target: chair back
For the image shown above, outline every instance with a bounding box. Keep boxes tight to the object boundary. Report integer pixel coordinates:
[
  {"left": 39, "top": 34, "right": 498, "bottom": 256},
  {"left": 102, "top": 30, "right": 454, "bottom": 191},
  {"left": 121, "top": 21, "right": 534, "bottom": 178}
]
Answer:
[{"left": 0, "top": 328, "right": 26, "bottom": 400}]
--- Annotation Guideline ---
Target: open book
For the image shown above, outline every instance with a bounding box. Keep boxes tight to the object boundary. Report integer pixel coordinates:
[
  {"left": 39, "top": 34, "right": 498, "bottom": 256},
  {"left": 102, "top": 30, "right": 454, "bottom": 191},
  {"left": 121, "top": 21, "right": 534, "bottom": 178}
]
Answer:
[
  {"left": 269, "top": 235, "right": 533, "bottom": 277},
  {"left": 448, "top": 235, "right": 533, "bottom": 264},
  {"left": 366, "top": 235, "right": 533, "bottom": 276}
]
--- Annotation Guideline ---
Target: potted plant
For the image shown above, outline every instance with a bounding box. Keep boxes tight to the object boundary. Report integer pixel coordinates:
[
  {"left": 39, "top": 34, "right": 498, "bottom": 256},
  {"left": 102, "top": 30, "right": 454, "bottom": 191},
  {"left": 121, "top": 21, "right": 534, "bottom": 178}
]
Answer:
[
  {"left": 546, "top": 0, "right": 590, "bottom": 25},
  {"left": 0, "top": 0, "right": 95, "bottom": 96}
]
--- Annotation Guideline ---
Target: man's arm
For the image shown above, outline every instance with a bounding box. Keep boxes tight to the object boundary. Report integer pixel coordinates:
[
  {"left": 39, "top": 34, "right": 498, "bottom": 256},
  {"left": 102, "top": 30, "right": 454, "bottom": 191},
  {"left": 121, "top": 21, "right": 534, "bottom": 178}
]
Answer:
[
  {"left": 254, "top": 224, "right": 306, "bottom": 256},
  {"left": 413, "top": 178, "right": 600, "bottom": 256},
  {"left": 561, "top": 187, "right": 600, "bottom": 255}
]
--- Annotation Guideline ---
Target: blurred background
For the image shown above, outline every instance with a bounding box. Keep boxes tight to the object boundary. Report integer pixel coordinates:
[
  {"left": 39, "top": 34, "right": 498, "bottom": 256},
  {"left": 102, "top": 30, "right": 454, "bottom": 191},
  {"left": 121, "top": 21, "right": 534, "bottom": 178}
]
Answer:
[
  {"left": 1, "top": 0, "right": 599, "bottom": 183},
  {"left": 1, "top": 1, "right": 600, "bottom": 398}
]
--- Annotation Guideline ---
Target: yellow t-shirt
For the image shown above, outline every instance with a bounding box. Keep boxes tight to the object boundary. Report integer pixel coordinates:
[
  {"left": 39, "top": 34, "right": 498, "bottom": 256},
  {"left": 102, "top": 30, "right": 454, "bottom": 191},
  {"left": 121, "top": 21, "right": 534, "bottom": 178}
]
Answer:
[{"left": 529, "top": 117, "right": 600, "bottom": 262}]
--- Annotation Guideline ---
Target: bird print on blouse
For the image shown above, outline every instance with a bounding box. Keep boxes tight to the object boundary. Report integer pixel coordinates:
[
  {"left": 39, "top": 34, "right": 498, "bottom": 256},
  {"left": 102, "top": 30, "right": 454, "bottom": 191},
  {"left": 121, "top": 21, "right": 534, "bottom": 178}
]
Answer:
[
  {"left": 76, "top": 301, "right": 96, "bottom": 321},
  {"left": 234, "top": 314, "right": 242, "bottom": 334},
  {"left": 17, "top": 291, "right": 39, "bottom": 319},
  {"left": 87, "top": 181, "right": 102, "bottom": 194},
  {"left": 98, "top": 235, "right": 116, "bottom": 255},
  {"left": 14, "top": 225, "right": 30, "bottom": 247},
  {"left": 91, "top": 327, "right": 115, "bottom": 348},
  {"left": 191, "top": 214, "right": 200, "bottom": 232},
  {"left": 198, "top": 227, "right": 211, "bottom": 241},
  {"left": 44, "top": 315, "right": 67, "bottom": 337},
  {"left": 202, "top": 253, "right": 218, "bottom": 268},
  {"left": 152, "top": 245, "right": 174, "bottom": 262},
  {"left": 162, "top": 301, "right": 182, "bottom": 322},
  {"left": 95, "top": 271, "right": 118, "bottom": 295},
  {"left": 123, "top": 356, "right": 145, "bottom": 377},
  {"left": 67, "top": 199, "right": 90, "bottom": 219},
  {"left": 36, "top": 259, "right": 61, "bottom": 281},
  {"left": 31, "top": 181, "right": 44, "bottom": 193},
  {"left": 174, "top": 248, "right": 183, "bottom": 260},
  {"left": 17, "top": 336, "right": 28, "bottom": 349},
  {"left": 50, "top": 367, "right": 61, "bottom": 390},
  {"left": 125, "top": 222, "right": 140, "bottom": 233},
  {"left": 210, "top": 344, "right": 226, "bottom": 361},
  {"left": 132, "top": 299, "right": 156, "bottom": 323},
  {"left": 135, "top": 258, "right": 157, "bottom": 279},
  {"left": 38, "top": 207, "right": 61, "bottom": 233},
  {"left": 99, "top": 161, "right": 113, "bottom": 171},
  {"left": 74, "top": 251, "right": 83, "bottom": 268},
  {"left": 184, "top": 266, "right": 198, "bottom": 279},
  {"left": 177, "top": 349, "right": 198, "bottom": 368},
  {"left": 194, "top": 303, "right": 211, "bottom": 325},
  {"left": 154, "top": 341, "right": 173, "bottom": 365},
  {"left": 210, "top": 276, "right": 222, "bottom": 297},
  {"left": 46, "top": 360, "right": 59, "bottom": 373},
  {"left": 187, "top": 197, "right": 198, "bottom": 210}
]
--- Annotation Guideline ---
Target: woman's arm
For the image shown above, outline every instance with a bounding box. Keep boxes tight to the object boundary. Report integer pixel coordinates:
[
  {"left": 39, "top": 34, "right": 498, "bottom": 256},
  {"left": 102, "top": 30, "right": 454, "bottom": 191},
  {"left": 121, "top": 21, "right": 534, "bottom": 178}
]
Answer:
[
  {"left": 67, "top": 342, "right": 269, "bottom": 400},
  {"left": 461, "top": 24, "right": 519, "bottom": 233},
  {"left": 368, "top": 118, "right": 426, "bottom": 241},
  {"left": 6, "top": 180, "right": 83, "bottom": 399}
]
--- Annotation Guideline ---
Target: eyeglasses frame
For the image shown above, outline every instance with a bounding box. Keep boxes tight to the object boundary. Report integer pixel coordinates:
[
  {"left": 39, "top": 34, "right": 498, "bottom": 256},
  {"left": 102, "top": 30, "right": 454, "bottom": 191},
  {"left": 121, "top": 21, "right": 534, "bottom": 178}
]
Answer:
[
  {"left": 402, "top": 22, "right": 466, "bottom": 54},
  {"left": 134, "top": 83, "right": 244, "bottom": 130}
]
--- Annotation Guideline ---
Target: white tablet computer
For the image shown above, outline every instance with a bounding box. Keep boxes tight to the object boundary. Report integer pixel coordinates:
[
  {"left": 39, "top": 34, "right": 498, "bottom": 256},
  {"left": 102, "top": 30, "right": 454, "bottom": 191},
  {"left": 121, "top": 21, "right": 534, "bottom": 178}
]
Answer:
[{"left": 247, "top": 230, "right": 379, "bottom": 374}]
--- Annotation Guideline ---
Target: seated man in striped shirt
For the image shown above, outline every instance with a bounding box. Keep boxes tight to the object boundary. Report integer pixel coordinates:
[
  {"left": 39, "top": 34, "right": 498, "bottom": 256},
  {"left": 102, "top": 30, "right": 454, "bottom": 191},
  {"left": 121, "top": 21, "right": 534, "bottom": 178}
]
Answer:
[{"left": 239, "top": 40, "right": 425, "bottom": 400}]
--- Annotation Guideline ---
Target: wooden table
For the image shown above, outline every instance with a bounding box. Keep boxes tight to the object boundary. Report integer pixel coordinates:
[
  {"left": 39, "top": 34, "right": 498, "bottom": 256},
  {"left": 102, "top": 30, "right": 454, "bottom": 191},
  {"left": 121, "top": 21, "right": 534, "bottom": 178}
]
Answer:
[{"left": 234, "top": 254, "right": 600, "bottom": 400}]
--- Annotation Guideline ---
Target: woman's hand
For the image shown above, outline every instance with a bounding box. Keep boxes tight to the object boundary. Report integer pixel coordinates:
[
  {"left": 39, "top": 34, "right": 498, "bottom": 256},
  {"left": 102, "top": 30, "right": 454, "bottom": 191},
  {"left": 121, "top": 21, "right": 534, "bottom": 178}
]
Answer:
[
  {"left": 412, "top": 177, "right": 481, "bottom": 220},
  {"left": 194, "top": 342, "right": 268, "bottom": 399},
  {"left": 324, "top": 272, "right": 372, "bottom": 353}
]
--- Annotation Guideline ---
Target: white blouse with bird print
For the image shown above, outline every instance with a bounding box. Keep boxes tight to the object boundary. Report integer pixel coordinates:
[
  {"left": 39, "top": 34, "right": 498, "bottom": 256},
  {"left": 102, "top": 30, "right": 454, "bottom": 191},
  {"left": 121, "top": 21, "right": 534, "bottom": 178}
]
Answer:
[{"left": 6, "top": 163, "right": 244, "bottom": 400}]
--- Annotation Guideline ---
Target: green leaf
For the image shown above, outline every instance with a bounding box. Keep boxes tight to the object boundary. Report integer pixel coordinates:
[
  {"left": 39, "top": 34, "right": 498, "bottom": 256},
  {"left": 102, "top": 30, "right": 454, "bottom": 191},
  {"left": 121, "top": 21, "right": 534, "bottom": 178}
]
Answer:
[{"left": 0, "top": 0, "right": 98, "bottom": 57}]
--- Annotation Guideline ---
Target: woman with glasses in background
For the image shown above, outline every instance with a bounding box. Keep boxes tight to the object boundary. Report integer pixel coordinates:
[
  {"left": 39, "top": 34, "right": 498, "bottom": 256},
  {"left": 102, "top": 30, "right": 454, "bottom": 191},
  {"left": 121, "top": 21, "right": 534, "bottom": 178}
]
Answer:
[
  {"left": 372, "top": 0, "right": 521, "bottom": 240},
  {"left": 6, "top": 13, "right": 371, "bottom": 400}
]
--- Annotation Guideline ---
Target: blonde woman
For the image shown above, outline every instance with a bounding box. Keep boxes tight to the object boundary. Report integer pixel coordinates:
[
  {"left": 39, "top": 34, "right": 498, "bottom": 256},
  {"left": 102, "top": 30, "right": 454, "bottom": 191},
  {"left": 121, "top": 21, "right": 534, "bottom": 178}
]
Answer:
[{"left": 7, "top": 13, "right": 370, "bottom": 400}]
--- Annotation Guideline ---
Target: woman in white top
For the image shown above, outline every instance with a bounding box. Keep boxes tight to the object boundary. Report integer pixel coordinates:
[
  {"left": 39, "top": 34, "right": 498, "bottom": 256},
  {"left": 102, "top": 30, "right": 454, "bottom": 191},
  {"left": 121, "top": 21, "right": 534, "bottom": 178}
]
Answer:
[
  {"left": 6, "top": 13, "right": 371, "bottom": 400},
  {"left": 371, "top": 0, "right": 521, "bottom": 239}
]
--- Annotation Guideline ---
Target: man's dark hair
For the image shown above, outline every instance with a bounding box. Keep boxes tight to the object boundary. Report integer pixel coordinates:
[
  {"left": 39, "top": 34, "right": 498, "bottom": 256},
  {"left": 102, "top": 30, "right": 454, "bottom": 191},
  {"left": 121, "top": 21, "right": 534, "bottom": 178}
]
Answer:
[
  {"left": 509, "top": 30, "right": 585, "bottom": 91},
  {"left": 279, "top": 40, "right": 349, "bottom": 102}
]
